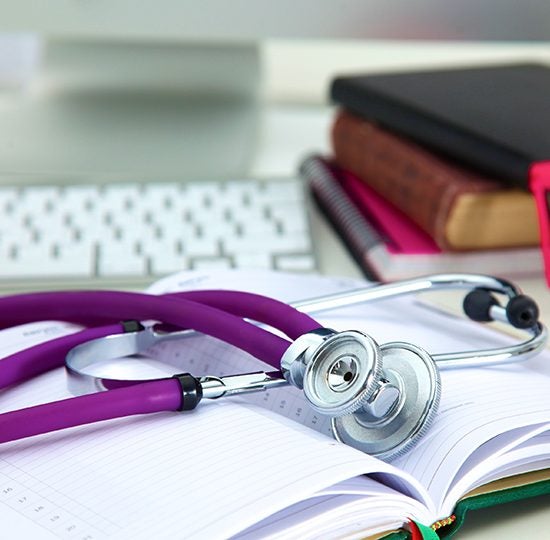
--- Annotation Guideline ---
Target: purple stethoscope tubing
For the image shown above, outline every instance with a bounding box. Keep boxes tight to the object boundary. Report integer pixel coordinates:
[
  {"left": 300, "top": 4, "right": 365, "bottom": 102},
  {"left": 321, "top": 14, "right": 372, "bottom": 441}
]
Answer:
[{"left": 0, "top": 290, "right": 322, "bottom": 444}]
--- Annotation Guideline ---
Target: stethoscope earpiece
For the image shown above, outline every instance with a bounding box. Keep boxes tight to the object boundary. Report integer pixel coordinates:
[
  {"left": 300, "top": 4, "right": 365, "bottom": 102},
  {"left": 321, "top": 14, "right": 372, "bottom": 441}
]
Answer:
[
  {"left": 463, "top": 288, "right": 540, "bottom": 329},
  {"left": 505, "top": 295, "right": 540, "bottom": 329}
]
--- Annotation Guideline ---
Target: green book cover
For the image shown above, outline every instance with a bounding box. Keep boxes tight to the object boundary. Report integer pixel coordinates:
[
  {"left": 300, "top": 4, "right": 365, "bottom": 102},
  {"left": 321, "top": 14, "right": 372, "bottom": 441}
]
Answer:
[{"left": 383, "top": 473, "right": 550, "bottom": 539}]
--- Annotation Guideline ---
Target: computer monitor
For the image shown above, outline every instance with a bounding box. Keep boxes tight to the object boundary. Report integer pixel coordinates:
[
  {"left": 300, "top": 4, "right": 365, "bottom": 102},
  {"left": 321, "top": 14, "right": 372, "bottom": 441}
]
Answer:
[{"left": 0, "top": 0, "right": 548, "bottom": 181}]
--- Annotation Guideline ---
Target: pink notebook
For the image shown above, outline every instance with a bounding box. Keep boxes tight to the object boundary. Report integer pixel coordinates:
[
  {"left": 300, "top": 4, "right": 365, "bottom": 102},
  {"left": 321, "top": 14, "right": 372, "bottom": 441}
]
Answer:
[{"left": 339, "top": 169, "right": 440, "bottom": 255}]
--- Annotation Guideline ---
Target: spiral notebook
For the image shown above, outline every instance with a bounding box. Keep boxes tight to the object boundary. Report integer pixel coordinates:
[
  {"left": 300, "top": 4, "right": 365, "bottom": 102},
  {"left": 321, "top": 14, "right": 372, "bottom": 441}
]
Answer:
[{"left": 0, "top": 270, "right": 549, "bottom": 539}]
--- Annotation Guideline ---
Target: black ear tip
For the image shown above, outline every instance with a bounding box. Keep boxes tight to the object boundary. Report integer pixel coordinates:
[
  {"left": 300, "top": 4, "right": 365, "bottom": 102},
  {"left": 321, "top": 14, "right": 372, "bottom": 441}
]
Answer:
[
  {"left": 506, "top": 295, "right": 539, "bottom": 329},
  {"left": 463, "top": 289, "right": 498, "bottom": 322}
]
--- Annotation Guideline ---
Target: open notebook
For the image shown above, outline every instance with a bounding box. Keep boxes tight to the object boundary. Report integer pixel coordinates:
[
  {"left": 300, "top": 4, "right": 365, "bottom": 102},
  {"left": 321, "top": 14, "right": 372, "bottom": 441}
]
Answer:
[{"left": 0, "top": 270, "right": 549, "bottom": 539}]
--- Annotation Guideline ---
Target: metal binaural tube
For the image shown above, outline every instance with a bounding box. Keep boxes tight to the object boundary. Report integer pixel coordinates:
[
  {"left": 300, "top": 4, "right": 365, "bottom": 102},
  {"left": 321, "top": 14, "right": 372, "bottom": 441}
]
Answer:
[
  {"left": 199, "top": 371, "right": 287, "bottom": 399},
  {"left": 293, "top": 274, "right": 522, "bottom": 315},
  {"left": 432, "top": 323, "right": 547, "bottom": 369},
  {"left": 293, "top": 274, "right": 546, "bottom": 371}
]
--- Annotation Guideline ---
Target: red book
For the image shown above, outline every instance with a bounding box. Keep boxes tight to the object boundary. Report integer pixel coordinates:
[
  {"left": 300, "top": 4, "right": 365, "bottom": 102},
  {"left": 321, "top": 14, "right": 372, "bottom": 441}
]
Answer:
[{"left": 330, "top": 110, "right": 539, "bottom": 252}]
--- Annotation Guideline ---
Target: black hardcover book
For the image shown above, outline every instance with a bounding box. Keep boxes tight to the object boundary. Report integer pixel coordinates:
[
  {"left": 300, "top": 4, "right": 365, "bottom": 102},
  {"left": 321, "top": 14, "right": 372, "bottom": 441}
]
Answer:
[{"left": 330, "top": 63, "right": 550, "bottom": 186}]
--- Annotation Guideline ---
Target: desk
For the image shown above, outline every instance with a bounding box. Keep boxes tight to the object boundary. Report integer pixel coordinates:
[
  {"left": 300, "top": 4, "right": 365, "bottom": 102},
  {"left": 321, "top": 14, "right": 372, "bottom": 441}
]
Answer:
[{"left": 251, "top": 102, "right": 550, "bottom": 538}]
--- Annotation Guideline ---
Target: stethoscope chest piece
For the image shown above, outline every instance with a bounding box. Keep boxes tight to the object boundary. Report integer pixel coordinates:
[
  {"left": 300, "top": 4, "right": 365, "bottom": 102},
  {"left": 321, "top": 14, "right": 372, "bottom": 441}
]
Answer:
[
  {"left": 331, "top": 342, "right": 441, "bottom": 461},
  {"left": 282, "top": 328, "right": 441, "bottom": 461},
  {"left": 302, "top": 330, "right": 383, "bottom": 416},
  {"left": 281, "top": 329, "right": 383, "bottom": 416}
]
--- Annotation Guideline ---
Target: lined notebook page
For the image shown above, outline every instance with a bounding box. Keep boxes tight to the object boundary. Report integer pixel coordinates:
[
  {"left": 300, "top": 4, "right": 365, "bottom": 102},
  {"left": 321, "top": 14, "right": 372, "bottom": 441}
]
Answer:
[
  {"left": 238, "top": 477, "right": 431, "bottom": 539},
  {"left": 395, "top": 365, "right": 550, "bottom": 516},
  {"left": 0, "top": 320, "right": 79, "bottom": 358},
  {"left": 0, "top": 366, "right": 421, "bottom": 539},
  {"left": 310, "top": 298, "right": 550, "bottom": 518},
  {"left": 171, "top": 335, "right": 550, "bottom": 523}
]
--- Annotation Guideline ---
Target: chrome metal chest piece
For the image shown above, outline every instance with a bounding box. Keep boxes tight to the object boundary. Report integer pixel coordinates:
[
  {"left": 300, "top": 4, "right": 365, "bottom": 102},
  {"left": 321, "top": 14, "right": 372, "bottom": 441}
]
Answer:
[{"left": 281, "top": 329, "right": 441, "bottom": 460}]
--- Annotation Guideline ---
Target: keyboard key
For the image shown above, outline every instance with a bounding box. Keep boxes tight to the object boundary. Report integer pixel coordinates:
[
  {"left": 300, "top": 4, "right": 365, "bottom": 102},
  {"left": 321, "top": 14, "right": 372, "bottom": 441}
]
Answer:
[
  {"left": 191, "top": 256, "right": 232, "bottom": 270},
  {"left": 275, "top": 254, "right": 316, "bottom": 272},
  {"left": 150, "top": 253, "right": 189, "bottom": 275},
  {"left": 223, "top": 236, "right": 268, "bottom": 255},
  {"left": 268, "top": 234, "right": 312, "bottom": 254},
  {"left": 96, "top": 244, "right": 147, "bottom": 277},
  {"left": 237, "top": 221, "right": 278, "bottom": 237},
  {"left": 270, "top": 203, "right": 309, "bottom": 233},
  {"left": 183, "top": 236, "right": 219, "bottom": 258},
  {"left": 263, "top": 180, "right": 304, "bottom": 202},
  {"left": 0, "top": 245, "right": 94, "bottom": 278},
  {"left": 233, "top": 253, "right": 272, "bottom": 269}
]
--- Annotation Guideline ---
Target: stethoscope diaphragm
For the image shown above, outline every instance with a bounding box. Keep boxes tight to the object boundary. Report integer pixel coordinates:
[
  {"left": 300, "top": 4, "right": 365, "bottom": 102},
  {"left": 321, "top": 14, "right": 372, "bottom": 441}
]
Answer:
[{"left": 331, "top": 342, "right": 441, "bottom": 461}]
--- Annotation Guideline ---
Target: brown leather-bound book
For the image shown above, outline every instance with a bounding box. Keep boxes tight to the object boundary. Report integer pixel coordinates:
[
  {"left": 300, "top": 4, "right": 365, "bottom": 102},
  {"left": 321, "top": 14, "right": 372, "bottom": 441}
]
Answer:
[{"left": 331, "top": 109, "right": 539, "bottom": 251}]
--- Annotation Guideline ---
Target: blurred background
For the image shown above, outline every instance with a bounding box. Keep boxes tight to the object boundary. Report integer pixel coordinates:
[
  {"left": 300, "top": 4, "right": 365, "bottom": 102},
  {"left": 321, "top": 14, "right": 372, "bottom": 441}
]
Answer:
[{"left": 0, "top": 0, "right": 548, "bottom": 181}]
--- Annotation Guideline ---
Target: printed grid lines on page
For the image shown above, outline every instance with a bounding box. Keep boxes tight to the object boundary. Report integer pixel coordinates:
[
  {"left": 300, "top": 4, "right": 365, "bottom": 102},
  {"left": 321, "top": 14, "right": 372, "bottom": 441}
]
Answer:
[
  {"left": 104, "top": 415, "right": 371, "bottom": 538},
  {"left": 151, "top": 329, "right": 431, "bottom": 504},
  {"left": 0, "top": 467, "right": 114, "bottom": 539},
  {"left": 1, "top": 373, "right": 376, "bottom": 540},
  {"left": 153, "top": 333, "right": 338, "bottom": 438},
  {"left": 6, "top": 407, "right": 280, "bottom": 516},
  {"left": 109, "top": 406, "right": 371, "bottom": 539}
]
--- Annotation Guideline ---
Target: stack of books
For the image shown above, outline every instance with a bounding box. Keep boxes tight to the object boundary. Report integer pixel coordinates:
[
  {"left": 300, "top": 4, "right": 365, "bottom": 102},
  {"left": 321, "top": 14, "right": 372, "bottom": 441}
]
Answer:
[{"left": 301, "top": 63, "right": 550, "bottom": 282}]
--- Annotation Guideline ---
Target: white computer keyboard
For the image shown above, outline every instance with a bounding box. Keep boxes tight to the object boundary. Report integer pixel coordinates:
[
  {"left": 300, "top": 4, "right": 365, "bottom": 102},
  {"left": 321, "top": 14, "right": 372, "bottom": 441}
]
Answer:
[{"left": 0, "top": 178, "right": 316, "bottom": 287}]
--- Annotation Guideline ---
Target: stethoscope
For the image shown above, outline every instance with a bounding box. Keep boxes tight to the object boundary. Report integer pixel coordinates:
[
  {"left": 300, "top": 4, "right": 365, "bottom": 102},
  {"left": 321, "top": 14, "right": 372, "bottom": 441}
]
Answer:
[{"left": 0, "top": 273, "right": 546, "bottom": 462}]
